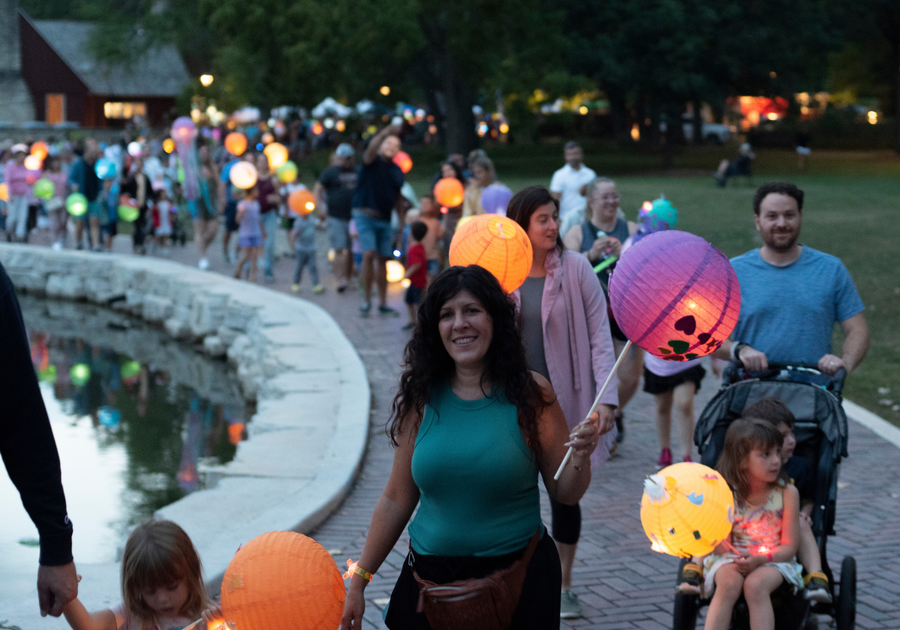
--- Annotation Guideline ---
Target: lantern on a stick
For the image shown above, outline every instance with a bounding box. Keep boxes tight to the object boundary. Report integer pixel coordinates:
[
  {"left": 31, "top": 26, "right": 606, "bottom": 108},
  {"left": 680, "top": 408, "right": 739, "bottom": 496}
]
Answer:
[
  {"left": 448, "top": 214, "right": 532, "bottom": 293},
  {"left": 288, "top": 189, "right": 316, "bottom": 216},
  {"left": 219, "top": 531, "right": 344, "bottom": 630},
  {"left": 609, "top": 230, "right": 739, "bottom": 361},
  {"left": 641, "top": 462, "right": 734, "bottom": 557},
  {"left": 229, "top": 162, "right": 258, "bottom": 190},
  {"left": 30, "top": 141, "right": 49, "bottom": 160},
  {"left": 393, "top": 151, "right": 413, "bottom": 174},
  {"left": 263, "top": 142, "right": 289, "bottom": 169},
  {"left": 386, "top": 260, "right": 405, "bottom": 283},
  {"left": 434, "top": 177, "right": 464, "bottom": 207},
  {"left": 118, "top": 197, "right": 139, "bottom": 222},
  {"left": 225, "top": 132, "right": 247, "bottom": 156},
  {"left": 34, "top": 178, "right": 54, "bottom": 200}
]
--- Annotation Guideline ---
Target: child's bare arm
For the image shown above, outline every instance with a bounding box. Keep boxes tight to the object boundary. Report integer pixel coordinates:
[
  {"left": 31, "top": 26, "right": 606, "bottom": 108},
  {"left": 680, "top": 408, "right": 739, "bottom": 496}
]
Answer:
[
  {"left": 777, "top": 484, "right": 801, "bottom": 560},
  {"left": 404, "top": 263, "right": 423, "bottom": 278},
  {"left": 63, "top": 598, "right": 117, "bottom": 630}
]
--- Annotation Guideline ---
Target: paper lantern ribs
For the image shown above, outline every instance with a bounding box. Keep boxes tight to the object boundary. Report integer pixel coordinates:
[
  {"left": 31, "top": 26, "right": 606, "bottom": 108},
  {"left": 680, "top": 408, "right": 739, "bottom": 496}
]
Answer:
[
  {"left": 641, "top": 462, "right": 735, "bottom": 557},
  {"left": 608, "top": 230, "right": 739, "bottom": 361},
  {"left": 448, "top": 214, "right": 533, "bottom": 293},
  {"left": 220, "top": 531, "right": 344, "bottom": 630}
]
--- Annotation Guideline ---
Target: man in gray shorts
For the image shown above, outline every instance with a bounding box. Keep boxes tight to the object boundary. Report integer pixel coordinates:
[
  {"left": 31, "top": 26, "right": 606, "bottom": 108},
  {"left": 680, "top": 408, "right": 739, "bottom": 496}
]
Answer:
[{"left": 314, "top": 143, "right": 358, "bottom": 292}]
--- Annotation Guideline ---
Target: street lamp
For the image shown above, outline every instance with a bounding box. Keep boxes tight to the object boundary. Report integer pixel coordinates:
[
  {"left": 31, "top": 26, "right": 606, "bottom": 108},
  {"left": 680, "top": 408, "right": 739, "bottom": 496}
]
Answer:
[{"left": 200, "top": 74, "right": 214, "bottom": 87}]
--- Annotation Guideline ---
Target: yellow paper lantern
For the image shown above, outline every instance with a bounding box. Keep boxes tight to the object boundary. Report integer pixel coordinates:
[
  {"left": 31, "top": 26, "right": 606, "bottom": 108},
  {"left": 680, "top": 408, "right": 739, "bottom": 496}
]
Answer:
[
  {"left": 386, "top": 260, "right": 405, "bottom": 283},
  {"left": 225, "top": 132, "right": 247, "bottom": 156},
  {"left": 434, "top": 177, "right": 464, "bottom": 207},
  {"left": 229, "top": 162, "right": 258, "bottom": 190},
  {"left": 640, "top": 462, "right": 735, "bottom": 558},
  {"left": 221, "top": 531, "right": 344, "bottom": 630},
  {"left": 24, "top": 154, "right": 42, "bottom": 171},
  {"left": 0, "top": 183, "right": 8, "bottom": 202},
  {"left": 263, "top": 142, "right": 289, "bottom": 169},
  {"left": 448, "top": 214, "right": 533, "bottom": 293},
  {"left": 163, "top": 138, "right": 176, "bottom": 153}
]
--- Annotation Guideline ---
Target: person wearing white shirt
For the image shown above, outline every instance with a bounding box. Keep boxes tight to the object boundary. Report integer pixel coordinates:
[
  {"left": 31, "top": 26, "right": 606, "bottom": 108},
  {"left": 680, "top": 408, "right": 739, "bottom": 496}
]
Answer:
[{"left": 549, "top": 141, "right": 596, "bottom": 222}]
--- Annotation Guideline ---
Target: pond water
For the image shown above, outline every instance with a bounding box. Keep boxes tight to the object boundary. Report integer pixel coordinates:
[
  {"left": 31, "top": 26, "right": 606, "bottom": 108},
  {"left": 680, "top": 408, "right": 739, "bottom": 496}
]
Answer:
[{"left": 1, "top": 297, "right": 250, "bottom": 565}]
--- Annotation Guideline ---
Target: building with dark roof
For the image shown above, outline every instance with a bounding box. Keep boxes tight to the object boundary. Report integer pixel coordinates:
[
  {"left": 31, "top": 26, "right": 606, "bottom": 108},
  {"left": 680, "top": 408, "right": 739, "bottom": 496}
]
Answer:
[{"left": 8, "top": 6, "right": 190, "bottom": 127}]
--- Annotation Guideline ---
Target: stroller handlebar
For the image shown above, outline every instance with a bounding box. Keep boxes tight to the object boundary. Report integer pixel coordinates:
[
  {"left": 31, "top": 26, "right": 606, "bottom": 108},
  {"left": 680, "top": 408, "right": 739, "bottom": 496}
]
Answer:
[{"left": 724, "top": 361, "right": 847, "bottom": 397}]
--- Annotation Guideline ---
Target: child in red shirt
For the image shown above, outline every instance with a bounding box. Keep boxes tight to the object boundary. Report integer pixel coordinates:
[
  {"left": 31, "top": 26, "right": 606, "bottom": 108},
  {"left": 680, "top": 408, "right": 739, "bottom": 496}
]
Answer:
[{"left": 403, "top": 221, "right": 428, "bottom": 330}]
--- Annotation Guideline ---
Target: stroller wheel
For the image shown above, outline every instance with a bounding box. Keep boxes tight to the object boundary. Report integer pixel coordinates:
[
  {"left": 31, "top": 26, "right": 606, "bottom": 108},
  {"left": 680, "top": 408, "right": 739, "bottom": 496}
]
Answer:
[{"left": 836, "top": 556, "right": 856, "bottom": 630}]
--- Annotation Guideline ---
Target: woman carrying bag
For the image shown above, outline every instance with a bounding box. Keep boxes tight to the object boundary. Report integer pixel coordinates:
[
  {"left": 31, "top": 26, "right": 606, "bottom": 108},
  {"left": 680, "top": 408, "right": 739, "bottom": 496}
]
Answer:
[{"left": 340, "top": 265, "right": 601, "bottom": 630}]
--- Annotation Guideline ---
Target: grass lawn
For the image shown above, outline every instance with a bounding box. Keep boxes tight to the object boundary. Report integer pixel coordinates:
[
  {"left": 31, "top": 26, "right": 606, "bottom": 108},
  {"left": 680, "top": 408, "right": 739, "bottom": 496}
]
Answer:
[{"left": 309, "top": 143, "right": 899, "bottom": 424}]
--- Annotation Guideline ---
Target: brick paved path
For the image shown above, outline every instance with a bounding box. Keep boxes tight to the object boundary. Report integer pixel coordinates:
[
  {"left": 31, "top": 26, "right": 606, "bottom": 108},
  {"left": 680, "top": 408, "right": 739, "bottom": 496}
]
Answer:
[{"left": 33, "top": 227, "right": 900, "bottom": 629}]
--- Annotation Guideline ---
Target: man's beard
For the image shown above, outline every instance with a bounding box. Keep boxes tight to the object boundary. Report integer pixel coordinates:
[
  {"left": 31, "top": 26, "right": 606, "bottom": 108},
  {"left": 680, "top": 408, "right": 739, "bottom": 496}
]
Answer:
[{"left": 764, "top": 230, "right": 798, "bottom": 253}]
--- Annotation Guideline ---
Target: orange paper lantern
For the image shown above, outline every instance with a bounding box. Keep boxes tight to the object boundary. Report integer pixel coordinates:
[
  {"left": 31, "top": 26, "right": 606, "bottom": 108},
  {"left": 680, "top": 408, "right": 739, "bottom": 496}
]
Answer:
[
  {"left": 288, "top": 189, "right": 316, "bottom": 216},
  {"left": 393, "top": 150, "right": 413, "bottom": 174},
  {"left": 449, "top": 214, "right": 533, "bottom": 293},
  {"left": 225, "top": 133, "right": 247, "bottom": 156},
  {"left": 229, "top": 162, "right": 258, "bottom": 190},
  {"left": 640, "top": 462, "right": 735, "bottom": 558},
  {"left": 221, "top": 531, "right": 344, "bottom": 630},
  {"left": 609, "top": 230, "right": 740, "bottom": 361},
  {"left": 434, "top": 177, "right": 464, "bottom": 207},
  {"left": 0, "top": 183, "right": 8, "bottom": 202},
  {"left": 263, "top": 142, "right": 289, "bottom": 169},
  {"left": 30, "top": 141, "right": 49, "bottom": 160},
  {"left": 163, "top": 138, "right": 176, "bottom": 153}
]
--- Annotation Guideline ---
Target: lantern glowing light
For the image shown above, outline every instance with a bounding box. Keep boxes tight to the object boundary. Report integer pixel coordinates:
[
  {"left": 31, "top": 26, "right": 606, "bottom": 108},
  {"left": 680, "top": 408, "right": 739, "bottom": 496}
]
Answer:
[
  {"left": 70, "top": 363, "right": 92, "bottom": 386},
  {"left": 608, "top": 230, "right": 740, "bottom": 361},
  {"left": 434, "top": 177, "right": 464, "bottom": 208},
  {"left": 263, "top": 142, "right": 289, "bottom": 169},
  {"left": 118, "top": 197, "right": 139, "bottom": 222},
  {"left": 24, "top": 154, "right": 42, "bottom": 171},
  {"left": 30, "top": 141, "right": 49, "bottom": 160},
  {"left": 34, "top": 178, "right": 54, "bottom": 200},
  {"left": 392, "top": 151, "right": 413, "bottom": 174},
  {"left": 449, "top": 214, "right": 533, "bottom": 293},
  {"left": 276, "top": 161, "right": 298, "bottom": 183},
  {"left": 220, "top": 531, "right": 344, "bottom": 630},
  {"left": 229, "top": 162, "right": 258, "bottom": 190},
  {"left": 66, "top": 193, "right": 88, "bottom": 217},
  {"left": 163, "top": 139, "right": 175, "bottom": 153},
  {"left": 225, "top": 133, "right": 247, "bottom": 156},
  {"left": 386, "top": 260, "right": 405, "bottom": 283},
  {"left": 480, "top": 183, "right": 513, "bottom": 216},
  {"left": 641, "top": 463, "right": 735, "bottom": 558},
  {"left": 261, "top": 132, "right": 274, "bottom": 145},
  {"left": 94, "top": 157, "right": 117, "bottom": 180},
  {"left": 171, "top": 116, "right": 197, "bottom": 144},
  {"left": 0, "top": 183, "right": 7, "bottom": 202},
  {"left": 288, "top": 189, "right": 316, "bottom": 216}
]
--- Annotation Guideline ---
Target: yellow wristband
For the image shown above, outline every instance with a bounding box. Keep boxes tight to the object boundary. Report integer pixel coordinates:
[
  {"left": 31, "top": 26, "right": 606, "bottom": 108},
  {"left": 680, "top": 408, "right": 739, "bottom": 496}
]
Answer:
[{"left": 343, "top": 560, "right": 374, "bottom": 581}]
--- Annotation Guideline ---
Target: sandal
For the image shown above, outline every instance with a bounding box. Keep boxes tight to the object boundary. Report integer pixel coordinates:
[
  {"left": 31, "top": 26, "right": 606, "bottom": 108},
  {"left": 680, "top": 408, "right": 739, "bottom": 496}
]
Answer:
[{"left": 677, "top": 563, "right": 703, "bottom": 595}]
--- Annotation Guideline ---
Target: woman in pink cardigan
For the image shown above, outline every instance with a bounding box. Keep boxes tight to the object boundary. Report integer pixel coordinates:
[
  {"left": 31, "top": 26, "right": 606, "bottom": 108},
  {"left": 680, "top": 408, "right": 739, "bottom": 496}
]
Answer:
[{"left": 508, "top": 186, "right": 619, "bottom": 620}]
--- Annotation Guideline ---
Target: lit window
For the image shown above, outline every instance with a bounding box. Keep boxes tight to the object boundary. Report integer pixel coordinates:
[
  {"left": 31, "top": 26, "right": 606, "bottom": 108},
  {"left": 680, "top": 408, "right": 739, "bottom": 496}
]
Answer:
[{"left": 104, "top": 102, "right": 147, "bottom": 119}]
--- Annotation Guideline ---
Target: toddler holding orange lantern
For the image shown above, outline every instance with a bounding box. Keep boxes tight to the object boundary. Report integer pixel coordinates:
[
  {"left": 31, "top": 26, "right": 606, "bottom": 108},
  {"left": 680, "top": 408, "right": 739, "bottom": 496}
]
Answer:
[{"left": 682, "top": 418, "right": 802, "bottom": 630}]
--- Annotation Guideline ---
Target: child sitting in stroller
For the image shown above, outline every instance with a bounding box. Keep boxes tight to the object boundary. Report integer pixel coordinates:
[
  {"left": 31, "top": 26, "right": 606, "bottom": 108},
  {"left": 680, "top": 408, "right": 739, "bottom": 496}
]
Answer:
[{"left": 680, "top": 418, "right": 802, "bottom": 630}]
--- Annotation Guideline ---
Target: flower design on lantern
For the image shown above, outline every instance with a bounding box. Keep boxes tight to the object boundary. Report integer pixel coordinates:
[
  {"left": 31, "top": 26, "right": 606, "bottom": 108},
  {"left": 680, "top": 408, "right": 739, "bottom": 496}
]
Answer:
[
  {"left": 641, "top": 462, "right": 735, "bottom": 558},
  {"left": 609, "top": 230, "right": 740, "bottom": 361}
]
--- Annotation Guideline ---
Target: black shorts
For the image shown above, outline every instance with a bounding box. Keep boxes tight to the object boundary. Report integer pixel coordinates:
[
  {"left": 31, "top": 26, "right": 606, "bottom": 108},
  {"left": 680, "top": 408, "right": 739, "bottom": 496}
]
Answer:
[
  {"left": 405, "top": 284, "right": 423, "bottom": 305},
  {"left": 384, "top": 531, "right": 561, "bottom": 629},
  {"left": 643, "top": 364, "right": 706, "bottom": 395},
  {"left": 224, "top": 201, "right": 239, "bottom": 232}
]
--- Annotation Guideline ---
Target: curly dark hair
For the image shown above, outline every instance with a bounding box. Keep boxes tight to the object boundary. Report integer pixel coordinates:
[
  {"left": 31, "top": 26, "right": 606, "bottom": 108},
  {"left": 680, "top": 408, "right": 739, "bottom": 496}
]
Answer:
[
  {"left": 753, "top": 182, "right": 804, "bottom": 214},
  {"left": 506, "top": 185, "right": 565, "bottom": 254},
  {"left": 389, "top": 265, "right": 550, "bottom": 456}
]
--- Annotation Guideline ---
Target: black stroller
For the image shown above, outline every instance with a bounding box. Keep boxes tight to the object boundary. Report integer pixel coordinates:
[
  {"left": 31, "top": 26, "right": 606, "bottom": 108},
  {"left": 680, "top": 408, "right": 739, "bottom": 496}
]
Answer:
[{"left": 673, "top": 363, "right": 857, "bottom": 630}]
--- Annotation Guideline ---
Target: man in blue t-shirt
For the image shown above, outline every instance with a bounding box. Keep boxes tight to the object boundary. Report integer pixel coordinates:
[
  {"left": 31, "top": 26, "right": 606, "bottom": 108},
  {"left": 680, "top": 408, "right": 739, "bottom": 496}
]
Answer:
[
  {"left": 717, "top": 182, "right": 869, "bottom": 376},
  {"left": 351, "top": 124, "right": 405, "bottom": 316}
]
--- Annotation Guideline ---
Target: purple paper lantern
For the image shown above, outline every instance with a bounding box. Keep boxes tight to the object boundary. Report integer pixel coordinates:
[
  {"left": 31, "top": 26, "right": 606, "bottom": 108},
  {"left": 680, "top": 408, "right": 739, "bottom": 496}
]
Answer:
[
  {"left": 171, "top": 116, "right": 197, "bottom": 145},
  {"left": 608, "top": 230, "right": 740, "bottom": 361},
  {"left": 480, "top": 183, "right": 513, "bottom": 216}
]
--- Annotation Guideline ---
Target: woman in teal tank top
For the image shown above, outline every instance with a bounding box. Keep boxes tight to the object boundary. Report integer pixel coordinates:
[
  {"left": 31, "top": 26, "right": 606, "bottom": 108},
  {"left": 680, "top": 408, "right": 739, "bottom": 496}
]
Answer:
[{"left": 341, "top": 266, "right": 603, "bottom": 630}]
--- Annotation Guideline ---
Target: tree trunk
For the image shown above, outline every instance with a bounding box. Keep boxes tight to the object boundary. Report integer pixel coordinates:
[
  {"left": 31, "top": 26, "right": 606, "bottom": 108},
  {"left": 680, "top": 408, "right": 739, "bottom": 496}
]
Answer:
[
  {"left": 440, "top": 52, "right": 478, "bottom": 155},
  {"left": 895, "top": 53, "right": 900, "bottom": 154},
  {"left": 609, "top": 90, "right": 628, "bottom": 141}
]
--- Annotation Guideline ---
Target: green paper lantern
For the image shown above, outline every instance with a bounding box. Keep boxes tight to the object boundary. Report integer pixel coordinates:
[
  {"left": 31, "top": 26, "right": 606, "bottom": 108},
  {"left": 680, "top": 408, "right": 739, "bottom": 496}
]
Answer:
[
  {"left": 120, "top": 361, "right": 141, "bottom": 379},
  {"left": 38, "top": 365, "right": 57, "bottom": 383},
  {"left": 66, "top": 193, "right": 88, "bottom": 217},
  {"left": 70, "top": 363, "right": 91, "bottom": 386},
  {"left": 118, "top": 201, "right": 139, "bottom": 222},
  {"left": 34, "top": 178, "right": 55, "bottom": 200},
  {"left": 276, "top": 161, "right": 298, "bottom": 183}
]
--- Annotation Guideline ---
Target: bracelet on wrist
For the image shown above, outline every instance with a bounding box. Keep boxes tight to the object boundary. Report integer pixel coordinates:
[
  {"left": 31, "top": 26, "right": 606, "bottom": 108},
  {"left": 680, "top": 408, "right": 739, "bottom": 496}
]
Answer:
[
  {"left": 730, "top": 341, "right": 747, "bottom": 362},
  {"left": 343, "top": 560, "right": 374, "bottom": 582}
]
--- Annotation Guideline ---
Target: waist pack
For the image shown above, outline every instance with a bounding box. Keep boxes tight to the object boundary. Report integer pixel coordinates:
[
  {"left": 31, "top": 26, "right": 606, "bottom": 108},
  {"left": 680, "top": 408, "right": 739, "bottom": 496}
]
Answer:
[{"left": 411, "top": 531, "right": 540, "bottom": 630}]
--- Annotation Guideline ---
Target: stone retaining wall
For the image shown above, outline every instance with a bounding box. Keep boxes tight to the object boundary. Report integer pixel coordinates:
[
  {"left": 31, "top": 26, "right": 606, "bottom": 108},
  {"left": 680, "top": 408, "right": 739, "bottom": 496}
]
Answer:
[{"left": 0, "top": 244, "right": 370, "bottom": 620}]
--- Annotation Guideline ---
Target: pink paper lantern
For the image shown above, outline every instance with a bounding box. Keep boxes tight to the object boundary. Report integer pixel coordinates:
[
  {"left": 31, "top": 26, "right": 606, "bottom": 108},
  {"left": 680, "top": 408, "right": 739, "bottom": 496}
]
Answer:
[{"left": 608, "top": 230, "right": 740, "bottom": 361}]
